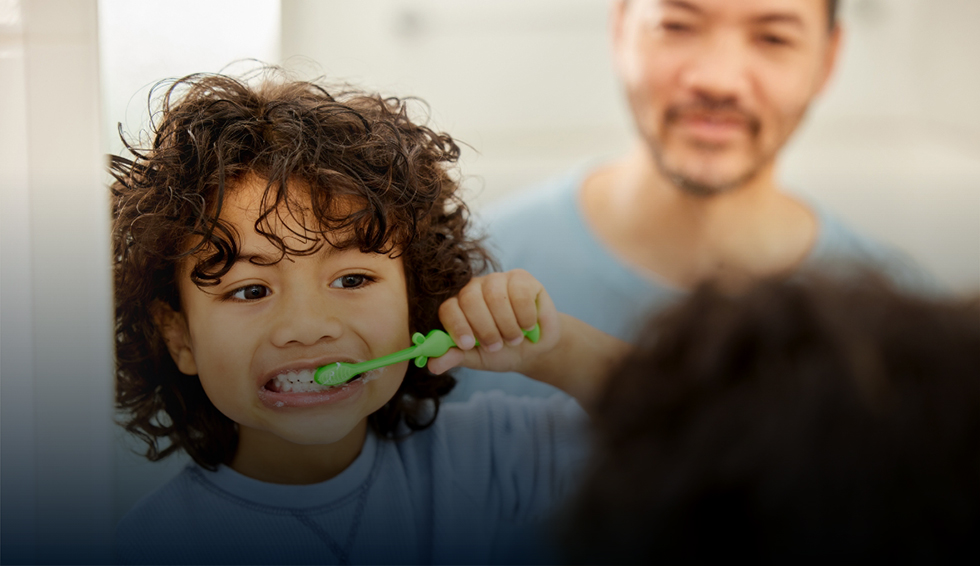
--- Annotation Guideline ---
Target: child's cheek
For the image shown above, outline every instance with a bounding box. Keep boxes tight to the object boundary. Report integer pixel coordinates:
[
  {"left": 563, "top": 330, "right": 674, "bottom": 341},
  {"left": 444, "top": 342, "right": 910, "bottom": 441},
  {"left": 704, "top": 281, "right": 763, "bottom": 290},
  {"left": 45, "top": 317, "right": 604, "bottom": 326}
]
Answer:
[
  {"left": 190, "top": 327, "right": 259, "bottom": 424},
  {"left": 366, "top": 361, "right": 409, "bottom": 407}
]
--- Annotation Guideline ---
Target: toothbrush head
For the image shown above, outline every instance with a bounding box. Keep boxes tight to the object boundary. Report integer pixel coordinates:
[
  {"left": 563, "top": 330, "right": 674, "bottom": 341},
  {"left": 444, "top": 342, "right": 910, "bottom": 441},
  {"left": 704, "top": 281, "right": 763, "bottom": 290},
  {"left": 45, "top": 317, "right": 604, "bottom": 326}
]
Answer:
[{"left": 314, "top": 361, "right": 361, "bottom": 386}]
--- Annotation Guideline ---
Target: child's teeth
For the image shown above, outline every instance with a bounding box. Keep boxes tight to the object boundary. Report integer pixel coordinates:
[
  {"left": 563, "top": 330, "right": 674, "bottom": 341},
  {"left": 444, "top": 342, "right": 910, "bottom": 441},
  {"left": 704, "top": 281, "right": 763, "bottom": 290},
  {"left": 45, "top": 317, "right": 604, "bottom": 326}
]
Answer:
[{"left": 272, "top": 368, "right": 335, "bottom": 393}]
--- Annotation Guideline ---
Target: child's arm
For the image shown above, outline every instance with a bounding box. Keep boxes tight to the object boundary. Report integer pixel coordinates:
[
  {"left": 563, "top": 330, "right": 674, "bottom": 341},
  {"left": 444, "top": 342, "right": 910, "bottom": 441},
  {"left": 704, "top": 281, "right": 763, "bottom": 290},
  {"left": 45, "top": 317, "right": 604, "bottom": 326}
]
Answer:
[{"left": 427, "top": 269, "right": 631, "bottom": 408}]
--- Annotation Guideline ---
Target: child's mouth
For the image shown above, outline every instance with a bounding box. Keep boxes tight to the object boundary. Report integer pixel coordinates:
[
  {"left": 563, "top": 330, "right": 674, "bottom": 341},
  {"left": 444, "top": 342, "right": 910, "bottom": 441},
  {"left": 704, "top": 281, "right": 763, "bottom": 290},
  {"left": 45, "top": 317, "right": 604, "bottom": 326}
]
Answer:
[{"left": 262, "top": 367, "right": 380, "bottom": 393}]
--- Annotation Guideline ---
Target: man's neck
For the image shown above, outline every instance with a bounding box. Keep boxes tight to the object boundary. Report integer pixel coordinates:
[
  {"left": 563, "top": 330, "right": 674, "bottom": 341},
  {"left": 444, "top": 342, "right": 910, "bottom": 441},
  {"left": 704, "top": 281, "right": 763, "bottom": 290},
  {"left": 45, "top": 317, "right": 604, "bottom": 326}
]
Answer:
[{"left": 580, "top": 145, "right": 817, "bottom": 288}]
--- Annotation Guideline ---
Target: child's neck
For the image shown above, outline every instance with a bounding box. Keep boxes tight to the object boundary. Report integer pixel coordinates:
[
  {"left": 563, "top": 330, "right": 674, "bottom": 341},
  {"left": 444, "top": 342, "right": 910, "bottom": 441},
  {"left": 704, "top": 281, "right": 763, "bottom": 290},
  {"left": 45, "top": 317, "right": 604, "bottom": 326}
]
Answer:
[{"left": 230, "top": 419, "right": 368, "bottom": 484}]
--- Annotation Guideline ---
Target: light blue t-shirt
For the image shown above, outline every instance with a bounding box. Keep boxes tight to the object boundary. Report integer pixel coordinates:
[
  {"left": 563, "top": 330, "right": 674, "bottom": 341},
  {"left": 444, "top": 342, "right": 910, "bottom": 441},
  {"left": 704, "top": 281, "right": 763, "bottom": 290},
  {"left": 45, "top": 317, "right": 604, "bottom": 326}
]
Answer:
[
  {"left": 448, "top": 169, "right": 932, "bottom": 400},
  {"left": 114, "top": 392, "right": 587, "bottom": 565}
]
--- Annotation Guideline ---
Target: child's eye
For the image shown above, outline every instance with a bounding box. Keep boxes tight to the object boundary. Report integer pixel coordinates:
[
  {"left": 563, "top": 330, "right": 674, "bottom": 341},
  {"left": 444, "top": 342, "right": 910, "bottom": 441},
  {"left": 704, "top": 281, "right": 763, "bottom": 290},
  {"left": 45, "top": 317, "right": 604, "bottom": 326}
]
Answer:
[
  {"left": 230, "top": 284, "right": 271, "bottom": 301},
  {"left": 330, "top": 274, "right": 373, "bottom": 289}
]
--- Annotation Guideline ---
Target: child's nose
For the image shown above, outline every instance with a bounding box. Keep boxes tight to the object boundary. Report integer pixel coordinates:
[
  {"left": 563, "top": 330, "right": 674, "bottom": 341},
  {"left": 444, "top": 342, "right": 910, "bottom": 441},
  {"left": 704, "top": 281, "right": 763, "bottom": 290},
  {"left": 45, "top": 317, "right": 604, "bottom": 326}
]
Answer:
[{"left": 269, "top": 293, "right": 345, "bottom": 348}]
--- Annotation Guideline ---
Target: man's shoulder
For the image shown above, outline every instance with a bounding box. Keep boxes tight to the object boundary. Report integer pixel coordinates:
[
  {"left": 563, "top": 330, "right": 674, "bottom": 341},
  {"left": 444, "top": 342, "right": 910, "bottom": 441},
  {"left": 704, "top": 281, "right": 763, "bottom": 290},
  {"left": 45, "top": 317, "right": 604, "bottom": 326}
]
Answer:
[
  {"left": 475, "top": 170, "right": 595, "bottom": 273},
  {"left": 480, "top": 171, "right": 582, "bottom": 239},
  {"left": 809, "top": 204, "right": 941, "bottom": 294}
]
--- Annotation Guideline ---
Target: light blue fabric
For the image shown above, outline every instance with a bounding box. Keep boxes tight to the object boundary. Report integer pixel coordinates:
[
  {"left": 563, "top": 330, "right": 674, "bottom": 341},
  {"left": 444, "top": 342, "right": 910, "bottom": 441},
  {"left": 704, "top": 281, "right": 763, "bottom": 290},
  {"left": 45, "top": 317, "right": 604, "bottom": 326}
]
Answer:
[
  {"left": 447, "top": 168, "right": 934, "bottom": 401},
  {"left": 114, "top": 392, "right": 588, "bottom": 565}
]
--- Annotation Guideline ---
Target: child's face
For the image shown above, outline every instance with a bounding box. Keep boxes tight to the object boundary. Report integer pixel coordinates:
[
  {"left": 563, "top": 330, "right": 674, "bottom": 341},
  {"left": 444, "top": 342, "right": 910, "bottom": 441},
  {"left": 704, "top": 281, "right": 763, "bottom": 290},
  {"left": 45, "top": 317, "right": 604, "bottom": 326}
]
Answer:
[{"left": 162, "top": 176, "right": 410, "bottom": 447}]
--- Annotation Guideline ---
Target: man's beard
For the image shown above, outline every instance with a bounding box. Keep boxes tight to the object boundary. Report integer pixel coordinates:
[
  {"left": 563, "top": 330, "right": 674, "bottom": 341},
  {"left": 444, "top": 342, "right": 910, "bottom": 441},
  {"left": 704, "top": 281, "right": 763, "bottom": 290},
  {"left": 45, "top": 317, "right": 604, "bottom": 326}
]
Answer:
[
  {"left": 649, "top": 97, "right": 766, "bottom": 197},
  {"left": 657, "top": 150, "right": 762, "bottom": 197}
]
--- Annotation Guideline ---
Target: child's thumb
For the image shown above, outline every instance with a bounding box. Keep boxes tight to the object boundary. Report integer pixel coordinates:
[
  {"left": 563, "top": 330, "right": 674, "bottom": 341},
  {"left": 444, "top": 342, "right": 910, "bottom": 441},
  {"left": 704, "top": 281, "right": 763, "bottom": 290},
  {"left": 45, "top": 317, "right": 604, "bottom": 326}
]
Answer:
[{"left": 426, "top": 347, "right": 465, "bottom": 375}]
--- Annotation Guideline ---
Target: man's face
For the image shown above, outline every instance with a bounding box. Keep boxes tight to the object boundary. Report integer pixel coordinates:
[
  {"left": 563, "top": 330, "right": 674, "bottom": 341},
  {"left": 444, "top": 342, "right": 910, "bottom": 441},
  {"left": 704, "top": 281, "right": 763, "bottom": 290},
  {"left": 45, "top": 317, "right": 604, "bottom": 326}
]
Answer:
[
  {"left": 613, "top": 0, "right": 840, "bottom": 195},
  {"left": 162, "top": 176, "right": 410, "bottom": 449}
]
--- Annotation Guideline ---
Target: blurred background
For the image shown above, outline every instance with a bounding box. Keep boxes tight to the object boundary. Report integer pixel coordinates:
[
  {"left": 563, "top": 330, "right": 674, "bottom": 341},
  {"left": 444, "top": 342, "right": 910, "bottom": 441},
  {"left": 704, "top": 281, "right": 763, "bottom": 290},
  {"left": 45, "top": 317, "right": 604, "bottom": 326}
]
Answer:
[{"left": 3, "top": 0, "right": 978, "bottom": 561}]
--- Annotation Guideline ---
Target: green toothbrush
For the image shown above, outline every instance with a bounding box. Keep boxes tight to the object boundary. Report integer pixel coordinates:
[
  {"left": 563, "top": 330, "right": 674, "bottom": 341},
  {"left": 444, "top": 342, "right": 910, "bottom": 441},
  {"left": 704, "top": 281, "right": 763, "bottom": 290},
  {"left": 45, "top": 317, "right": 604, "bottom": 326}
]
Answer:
[{"left": 314, "top": 324, "right": 541, "bottom": 386}]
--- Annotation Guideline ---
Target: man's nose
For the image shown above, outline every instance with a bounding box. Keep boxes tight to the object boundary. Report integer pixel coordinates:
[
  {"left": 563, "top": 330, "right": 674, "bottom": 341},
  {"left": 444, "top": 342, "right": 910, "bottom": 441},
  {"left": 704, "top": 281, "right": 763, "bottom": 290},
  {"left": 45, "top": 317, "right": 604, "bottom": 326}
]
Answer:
[
  {"left": 680, "top": 32, "right": 752, "bottom": 102},
  {"left": 269, "top": 291, "right": 344, "bottom": 348}
]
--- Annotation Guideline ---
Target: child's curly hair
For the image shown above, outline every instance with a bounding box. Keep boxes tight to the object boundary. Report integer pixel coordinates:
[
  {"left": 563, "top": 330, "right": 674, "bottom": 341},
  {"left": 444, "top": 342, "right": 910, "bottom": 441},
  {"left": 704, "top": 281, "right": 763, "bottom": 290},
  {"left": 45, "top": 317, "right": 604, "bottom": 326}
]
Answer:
[{"left": 110, "top": 69, "right": 492, "bottom": 470}]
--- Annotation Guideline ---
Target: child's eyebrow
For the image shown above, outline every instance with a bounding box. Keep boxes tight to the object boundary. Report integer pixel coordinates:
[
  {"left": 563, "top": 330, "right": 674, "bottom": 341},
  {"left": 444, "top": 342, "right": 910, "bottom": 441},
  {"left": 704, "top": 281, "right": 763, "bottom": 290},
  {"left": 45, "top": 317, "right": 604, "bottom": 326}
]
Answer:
[
  {"left": 234, "top": 252, "right": 280, "bottom": 266},
  {"left": 232, "top": 244, "right": 348, "bottom": 268}
]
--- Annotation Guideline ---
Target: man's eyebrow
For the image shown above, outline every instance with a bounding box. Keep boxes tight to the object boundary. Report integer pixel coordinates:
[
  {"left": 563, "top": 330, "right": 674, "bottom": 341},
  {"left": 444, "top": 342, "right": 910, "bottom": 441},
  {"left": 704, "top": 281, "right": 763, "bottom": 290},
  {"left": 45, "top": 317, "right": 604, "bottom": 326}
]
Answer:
[
  {"left": 661, "top": 0, "right": 703, "bottom": 15},
  {"left": 754, "top": 12, "right": 806, "bottom": 29}
]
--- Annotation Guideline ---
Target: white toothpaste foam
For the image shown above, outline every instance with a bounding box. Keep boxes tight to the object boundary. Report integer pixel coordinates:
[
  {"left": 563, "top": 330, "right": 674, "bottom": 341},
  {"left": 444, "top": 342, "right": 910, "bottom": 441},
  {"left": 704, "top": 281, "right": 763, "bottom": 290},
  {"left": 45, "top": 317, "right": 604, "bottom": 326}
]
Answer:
[{"left": 359, "top": 368, "right": 384, "bottom": 384}]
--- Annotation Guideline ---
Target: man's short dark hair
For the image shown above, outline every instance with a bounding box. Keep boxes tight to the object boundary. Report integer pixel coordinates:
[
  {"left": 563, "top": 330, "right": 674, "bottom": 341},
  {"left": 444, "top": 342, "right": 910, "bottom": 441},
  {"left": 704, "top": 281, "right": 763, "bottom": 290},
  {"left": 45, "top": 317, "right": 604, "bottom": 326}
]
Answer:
[
  {"left": 562, "top": 271, "right": 980, "bottom": 564},
  {"left": 828, "top": 0, "right": 840, "bottom": 29},
  {"left": 624, "top": 0, "right": 840, "bottom": 31}
]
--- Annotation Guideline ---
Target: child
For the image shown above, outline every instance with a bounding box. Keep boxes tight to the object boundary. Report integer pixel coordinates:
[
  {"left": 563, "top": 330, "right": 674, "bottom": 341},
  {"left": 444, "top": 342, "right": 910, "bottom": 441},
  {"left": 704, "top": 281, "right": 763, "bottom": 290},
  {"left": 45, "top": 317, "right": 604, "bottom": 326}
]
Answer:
[
  {"left": 110, "top": 69, "right": 626, "bottom": 565},
  {"left": 561, "top": 272, "right": 980, "bottom": 564}
]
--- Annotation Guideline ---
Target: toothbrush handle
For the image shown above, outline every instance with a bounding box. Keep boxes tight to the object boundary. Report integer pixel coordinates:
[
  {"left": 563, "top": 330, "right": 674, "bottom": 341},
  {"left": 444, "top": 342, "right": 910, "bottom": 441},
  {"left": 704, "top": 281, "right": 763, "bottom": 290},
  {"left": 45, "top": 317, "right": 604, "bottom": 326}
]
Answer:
[
  {"left": 342, "top": 327, "right": 460, "bottom": 375},
  {"left": 411, "top": 324, "right": 541, "bottom": 367},
  {"left": 339, "top": 323, "right": 543, "bottom": 377},
  {"left": 346, "top": 343, "right": 427, "bottom": 375}
]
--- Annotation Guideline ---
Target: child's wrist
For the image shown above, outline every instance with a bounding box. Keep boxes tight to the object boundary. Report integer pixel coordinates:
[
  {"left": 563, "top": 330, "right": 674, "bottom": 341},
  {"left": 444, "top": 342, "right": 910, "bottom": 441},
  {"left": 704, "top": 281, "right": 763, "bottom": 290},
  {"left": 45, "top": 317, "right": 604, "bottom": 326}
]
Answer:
[{"left": 525, "top": 314, "right": 631, "bottom": 406}]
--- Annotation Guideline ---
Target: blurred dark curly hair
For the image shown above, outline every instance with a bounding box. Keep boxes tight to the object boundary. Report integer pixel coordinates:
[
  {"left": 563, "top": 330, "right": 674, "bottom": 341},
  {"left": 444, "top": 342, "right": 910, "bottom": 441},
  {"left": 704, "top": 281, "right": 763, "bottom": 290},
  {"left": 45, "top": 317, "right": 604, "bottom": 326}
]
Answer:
[
  {"left": 110, "top": 69, "right": 492, "bottom": 470},
  {"left": 563, "top": 271, "right": 979, "bottom": 564}
]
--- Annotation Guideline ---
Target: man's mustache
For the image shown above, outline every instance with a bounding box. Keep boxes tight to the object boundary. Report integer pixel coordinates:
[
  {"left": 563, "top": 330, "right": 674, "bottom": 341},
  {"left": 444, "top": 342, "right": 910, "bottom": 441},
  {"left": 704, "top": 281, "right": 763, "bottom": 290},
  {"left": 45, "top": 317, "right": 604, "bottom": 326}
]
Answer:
[{"left": 664, "top": 98, "right": 761, "bottom": 137}]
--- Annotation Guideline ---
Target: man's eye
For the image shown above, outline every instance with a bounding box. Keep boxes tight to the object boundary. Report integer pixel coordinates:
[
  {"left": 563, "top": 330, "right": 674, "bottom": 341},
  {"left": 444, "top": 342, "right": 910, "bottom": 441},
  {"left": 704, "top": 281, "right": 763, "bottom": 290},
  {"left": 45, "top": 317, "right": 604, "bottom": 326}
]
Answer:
[
  {"left": 759, "top": 34, "right": 791, "bottom": 46},
  {"left": 231, "top": 284, "right": 271, "bottom": 301},
  {"left": 330, "top": 274, "right": 371, "bottom": 289},
  {"left": 661, "top": 21, "right": 693, "bottom": 33}
]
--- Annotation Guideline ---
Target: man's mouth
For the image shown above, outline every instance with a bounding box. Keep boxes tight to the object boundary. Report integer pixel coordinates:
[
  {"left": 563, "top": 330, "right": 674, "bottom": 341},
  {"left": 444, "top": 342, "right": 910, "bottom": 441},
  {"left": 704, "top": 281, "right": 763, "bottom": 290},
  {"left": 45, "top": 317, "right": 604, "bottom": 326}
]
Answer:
[{"left": 666, "top": 106, "right": 761, "bottom": 141}]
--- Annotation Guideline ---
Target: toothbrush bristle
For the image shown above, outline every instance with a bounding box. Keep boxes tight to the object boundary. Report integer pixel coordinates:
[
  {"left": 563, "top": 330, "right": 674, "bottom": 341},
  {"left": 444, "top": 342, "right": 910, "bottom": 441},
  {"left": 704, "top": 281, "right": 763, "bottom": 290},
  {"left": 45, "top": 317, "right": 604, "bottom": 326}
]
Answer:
[{"left": 314, "top": 362, "right": 360, "bottom": 386}]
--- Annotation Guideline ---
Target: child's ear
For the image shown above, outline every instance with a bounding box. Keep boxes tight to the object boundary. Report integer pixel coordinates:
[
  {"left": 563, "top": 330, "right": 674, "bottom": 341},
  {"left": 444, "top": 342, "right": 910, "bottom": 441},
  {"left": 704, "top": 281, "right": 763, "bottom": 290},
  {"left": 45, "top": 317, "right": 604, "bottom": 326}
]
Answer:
[{"left": 151, "top": 301, "right": 198, "bottom": 376}]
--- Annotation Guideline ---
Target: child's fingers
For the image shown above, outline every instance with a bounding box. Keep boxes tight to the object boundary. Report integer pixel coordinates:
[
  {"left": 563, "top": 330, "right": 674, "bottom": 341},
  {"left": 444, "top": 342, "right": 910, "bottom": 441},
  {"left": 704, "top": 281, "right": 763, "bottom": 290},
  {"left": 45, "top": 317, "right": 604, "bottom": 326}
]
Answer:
[
  {"left": 535, "top": 287, "right": 560, "bottom": 347},
  {"left": 438, "top": 297, "right": 476, "bottom": 350},
  {"left": 481, "top": 273, "right": 526, "bottom": 346},
  {"left": 506, "top": 270, "right": 541, "bottom": 332},
  {"left": 457, "top": 280, "right": 504, "bottom": 352},
  {"left": 427, "top": 347, "right": 464, "bottom": 375}
]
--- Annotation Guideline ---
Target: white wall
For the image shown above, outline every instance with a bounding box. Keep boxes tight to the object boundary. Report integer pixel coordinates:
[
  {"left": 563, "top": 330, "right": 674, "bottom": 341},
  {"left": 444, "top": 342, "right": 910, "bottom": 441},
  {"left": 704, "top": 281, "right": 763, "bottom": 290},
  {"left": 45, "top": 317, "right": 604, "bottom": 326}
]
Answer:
[
  {"left": 281, "top": 0, "right": 979, "bottom": 293},
  {"left": 781, "top": 0, "right": 980, "bottom": 293},
  {"left": 280, "top": 0, "right": 634, "bottom": 209},
  {"left": 99, "top": 0, "right": 281, "bottom": 157},
  {"left": 1, "top": 0, "right": 113, "bottom": 561}
]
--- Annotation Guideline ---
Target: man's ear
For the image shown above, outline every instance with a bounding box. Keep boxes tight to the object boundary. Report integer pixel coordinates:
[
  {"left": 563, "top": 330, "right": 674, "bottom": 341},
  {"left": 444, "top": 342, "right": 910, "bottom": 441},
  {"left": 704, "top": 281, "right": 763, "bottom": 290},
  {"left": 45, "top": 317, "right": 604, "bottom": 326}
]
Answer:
[
  {"left": 816, "top": 24, "right": 843, "bottom": 95},
  {"left": 609, "top": 0, "right": 630, "bottom": 77},
  {"left": 151, "top": 301, "right": 198, "bottom": 376}
]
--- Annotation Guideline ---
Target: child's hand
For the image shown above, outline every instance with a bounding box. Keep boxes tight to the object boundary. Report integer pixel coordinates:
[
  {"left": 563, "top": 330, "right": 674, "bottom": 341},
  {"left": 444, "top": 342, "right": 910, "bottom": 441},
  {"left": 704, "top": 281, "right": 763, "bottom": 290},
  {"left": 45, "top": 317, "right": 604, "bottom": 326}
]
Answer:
[
  {"left": 428, "top": 269, "right": 632, "bottom": 408},
  {"left": 427, "top": 269, "right": 560, "bottom": 376}
]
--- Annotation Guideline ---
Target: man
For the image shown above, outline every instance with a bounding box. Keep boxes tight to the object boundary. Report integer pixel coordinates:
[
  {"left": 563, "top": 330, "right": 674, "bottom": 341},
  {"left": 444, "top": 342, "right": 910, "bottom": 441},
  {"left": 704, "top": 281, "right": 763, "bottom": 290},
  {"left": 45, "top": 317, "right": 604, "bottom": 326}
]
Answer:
[{"left": 449, "top": 0, "right": 927, "bottom": 399}]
